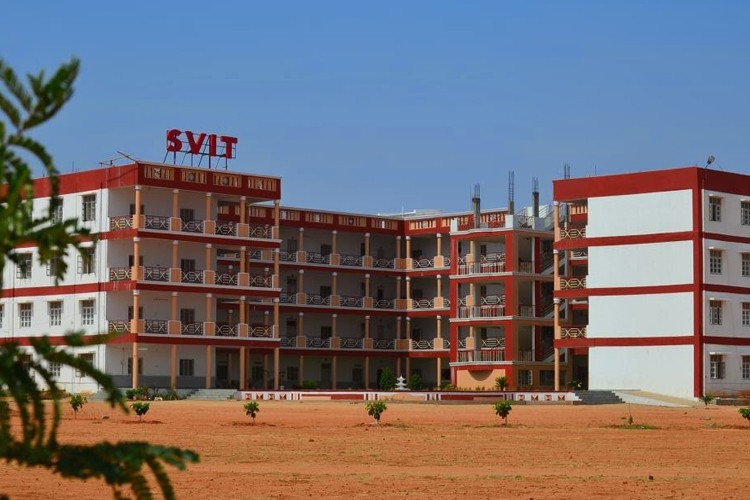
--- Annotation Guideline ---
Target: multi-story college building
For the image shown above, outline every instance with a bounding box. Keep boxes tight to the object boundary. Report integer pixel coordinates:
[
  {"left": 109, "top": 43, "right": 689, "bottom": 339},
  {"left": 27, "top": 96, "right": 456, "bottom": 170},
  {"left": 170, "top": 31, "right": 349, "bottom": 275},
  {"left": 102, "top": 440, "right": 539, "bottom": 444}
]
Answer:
[
  {"left": 7, "top": 157, "right": 559, "bottom": 394},
  {"left": 554, "top": 166, "right": 750, "bottom": 399}
]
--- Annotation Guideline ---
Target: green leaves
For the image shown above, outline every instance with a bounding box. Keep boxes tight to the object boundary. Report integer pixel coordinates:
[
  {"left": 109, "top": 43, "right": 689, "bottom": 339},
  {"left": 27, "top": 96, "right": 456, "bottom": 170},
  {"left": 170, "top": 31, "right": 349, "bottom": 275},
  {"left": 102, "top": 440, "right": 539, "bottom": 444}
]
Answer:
[{"left": 365, "top": 400, "right": 387, "bottom": 424}]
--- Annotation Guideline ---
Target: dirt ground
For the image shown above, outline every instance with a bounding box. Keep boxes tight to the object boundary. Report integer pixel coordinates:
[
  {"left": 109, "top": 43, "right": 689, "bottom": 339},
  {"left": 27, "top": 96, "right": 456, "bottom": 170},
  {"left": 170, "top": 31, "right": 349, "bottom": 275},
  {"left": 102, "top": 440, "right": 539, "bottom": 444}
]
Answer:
[{"left": 1, "top": 399, "right": 749, "bottom": 499}]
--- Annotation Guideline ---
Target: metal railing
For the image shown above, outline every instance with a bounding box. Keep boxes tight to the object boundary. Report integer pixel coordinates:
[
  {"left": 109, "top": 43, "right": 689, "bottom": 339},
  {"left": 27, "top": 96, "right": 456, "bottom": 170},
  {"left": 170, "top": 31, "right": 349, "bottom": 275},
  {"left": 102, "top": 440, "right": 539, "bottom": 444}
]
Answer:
[
  {"left": 181, "top": 322, "right": 204, "bottom": 335},
  {"left": 280, "top": 337, "right": 296, "bottom": 347},
  {"left": 144, "top": 319, "right": 168, "bottom": 335},
  {"left": 279, "top": 251, "right": 297, "bottom": 262},
  {"left": 109, "top": 267, "right": 131, "bottom": 281},
  {"left": 340, "top": 295, "right": 363, "bottom": 308},
  {"left": 248, "top": 225, "right": 272, "bottom": 239},
  {"left": 560, "top": 277, "right": 587, "bottom": 289},
  {"left": 279, "top": 293, "right": 296, "bottom": 304},
  {"left": 413, "top": 257, "right": 435, "bottom": 269},
  {"left": 215, "top": 272, "right": 239, "bottom": 286},
  {"left": 372, "top": 257, "right": 395, "bottom": 269},
  {"left": 560, "top": 227, "right": 586, "bottom": 240},
  {"left": 373, "top": 339, "right": 395, "bottom": 350},
  {"left": 306, "top": 294, "right": 331, "bottom": 306},
  {"left": 109, "top": 216, "right": 132, "bottom": 230},
  {"left": 216, "top": 323, "right": 239, "bottom": 337},
  {"left": 306, "top": 337, "right": 331, "bottom": 348},
  {"left": 305, "top": 252, "right": 330, "bottom": 265},
  {"left": 457, "top": 349, "right": 505, "bottom": 363},
  {"left": 108, "top": 320, "right": 130, "bottom": 334},
  {"left": 340, "top": 337, "right": 364, "bottom": 349},
  {"left": 340, "top": 254, "right": 363, "bottom": 266},
  {"left": 145, "top": 215, "right": 170, "bottom": 231},
  {"left": 181, "top": 219, "right": 204, "bottom": 233},
  {"left": 457, "top": 305, "right": 505, "bottom": 319},
  {"left": 249, "top": 325, "right": 273, "bottom": 337},
  {"left": 144, "top": 266, "right": 170, "bottom": 282},
  {"left": 412, "top": 298, "right": 435, "bottom": 309},
  {"left": 561, "top": 327, "right": 587, "bottom": 339},
  {"left": 215, "top": 221, "right": 237, "bottom": 236},
  {"left": 373, "top": 299, "right": 395, "bottom": 309},
  {"left": 248, "top": 249, "right": 263, "bottom": 260},
  {"left": 518, "top": 350, "right": 534, "bottom": 362},
  {"left": 249, "top": 275, "right": 272, "bottom": 287},
  {"left": 181, "top": 270, "right": 204, "bottom": 284}
]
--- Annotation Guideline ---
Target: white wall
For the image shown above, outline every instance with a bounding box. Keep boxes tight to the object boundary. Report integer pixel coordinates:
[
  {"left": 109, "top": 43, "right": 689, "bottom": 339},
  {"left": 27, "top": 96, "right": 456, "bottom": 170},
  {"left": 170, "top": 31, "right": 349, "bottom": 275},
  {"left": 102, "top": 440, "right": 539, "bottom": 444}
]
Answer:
[
  {"left": 588, "top": 190, "right": 693, "bottom": 237},
  {"left": 587, "top": 241, "right": 693, "bottom": 288},
  {"left": 588, "top": 293, "right": 694, "bottom": 338},
  {"left": 589, "top": 344, "right": 694, "bottom": 398}
]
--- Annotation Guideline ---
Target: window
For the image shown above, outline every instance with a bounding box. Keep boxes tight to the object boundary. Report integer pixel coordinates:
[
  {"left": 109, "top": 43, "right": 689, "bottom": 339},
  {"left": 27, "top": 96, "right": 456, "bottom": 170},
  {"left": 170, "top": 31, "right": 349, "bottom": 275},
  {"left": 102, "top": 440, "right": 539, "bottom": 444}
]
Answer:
[
  {"left": 80, "top": 299, "right": 95, "bottom": 325},
  {"left": 46, "top": 253, "right": 62, "bottom": 277},
  {"left": 709, "top": 300, "right": 723, "bottom": 325},
  {"left": 709, "top": 250, "right": 722, "bottom": 275},
  {"left": 51, "top": 200, "right": 63, "bottom": 225},
  {"left": 709, "top": 197, "right": 722, "bottom": 222},
  {"left": 742, "top": 201, "right": 750, "bottom": 226},
  {"left": 352, "top": 366, "right": 363, "bottom": 385},
  {"left": 49, "top": 301, "right": 62, "bottom": 327},
  {"left": 49, "top": 362, "right": 61, "bottom": 377},
  {"left": 0, "top": 304, "right": 4, "bottom": 328},
  {"left": 251, "top": 365, "right": 264, "bottom": 381},
  {"left": 82, "top": 194, "right": 96, "bottom": 222},
  {"left": 180, "top": 308, "right": 195, "bottom": 324},
  {"left": 286, "top": 366, "right": 299, "bottom": 382},
  {"left": 77, "top": 352, "right": 94, "bottom": 377},
  {"left": 179, "top": 358, "right": 195, "bottom": 377},
  {"left": 518, "top": 369, "right": 533, "bottom": 386},
  {"left": 744, "top": 303, "right": 750, "bottom": 327},
  {"left": 743, "top": 254, "right": 750, "bottom": 278},
  {"left": 540, "top": 370, "right": 555, "bottom": 386},
  {"left": 127, "top": 356, "right": 143, "bottom": 375},
  {"left": 79, "top": 247, "right": 95, "bottom": 274},
  {"left": 17, "top": 253, "right": 32, "bottom": 279},
  {"left": 710, "top": 354, "right": 726, "bottom": 379},
  {"left": 19, "top": 303, "right": 32, "bottom": 328},
  {"left": 743, "top": 356, "right": 750, "bottom": 380}
]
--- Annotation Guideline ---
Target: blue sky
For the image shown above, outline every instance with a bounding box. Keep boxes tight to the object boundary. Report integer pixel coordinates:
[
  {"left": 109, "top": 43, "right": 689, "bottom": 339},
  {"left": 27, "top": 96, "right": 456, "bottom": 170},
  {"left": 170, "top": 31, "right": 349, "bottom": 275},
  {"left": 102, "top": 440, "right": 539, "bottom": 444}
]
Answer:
[{"left": 3, "top": 1, "right": 750, "bottom": 214}]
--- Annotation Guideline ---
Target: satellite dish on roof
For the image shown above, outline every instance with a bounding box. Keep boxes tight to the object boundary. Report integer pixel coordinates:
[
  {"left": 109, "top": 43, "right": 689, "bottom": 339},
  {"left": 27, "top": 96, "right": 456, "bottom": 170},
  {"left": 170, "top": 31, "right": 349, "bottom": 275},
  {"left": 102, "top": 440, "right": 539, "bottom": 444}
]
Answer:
[{"left": 706, "top": 155, "right": 715, "bottom": 168}]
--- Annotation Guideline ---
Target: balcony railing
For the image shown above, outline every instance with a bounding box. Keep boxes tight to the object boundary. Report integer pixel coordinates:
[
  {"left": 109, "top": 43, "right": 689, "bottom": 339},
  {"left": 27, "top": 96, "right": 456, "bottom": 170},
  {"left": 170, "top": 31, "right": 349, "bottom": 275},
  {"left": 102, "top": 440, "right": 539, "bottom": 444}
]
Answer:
[
  {"left": 560, "top": 227, "right": 587, "bottom": 240},
  {"left": 215, "top": 272, "right": 239, "bottom": 286},
  {"left": 373, "top": 339, "right": 396, "bottom": 350},
  {"left": 145, "top": 215, "right": 170, "bottom": 231},
  {"left": 518, "top": 261, "right": 533, "bottom": 273},
  {"left": 280, "top": 337, "right": 296, "bottom": 347},
  {"left": 411, "top": 338, "right": 449, "bottom": 350},
  {"left": 412, "top": 298, "right": 435, "bottom": 309},
  {"left": 306, "top": 337, "right": 331, "bottom": 348},
  {"left": 458, "top": 305, "right": 505, "bottom": 319},
  {"left": 560, "top": 277, "right": 587, "bottom": 289},
  {"left": 181, "top": 270, "right": 204, "bottom": 284},
  {"left": 340, "top": 254, "right": 363, "bottom": 267},
  {"left": 306, "top": 252, "right": 330, "bottom": 265},
  {"left": 248, "top": 249, "right": 263, "bottom": 260},
  {"left": 108, "top": 320, "right": 130, "bottom": 334},
  {"left": 340, "top": 337, "right": 364, "bottom": 349},
  {"left": 249, "top": 325, "right": 273, "bottom": 337},
  {"left": 216, "top": 323, "right": 239, "bottom": 337},
  {"left": 374, "top": 299, "right": 395, "bottom": 309},
  {"left": 561, "top": 327, "right": 587, "bottom": 339},
  {"left": 248, "top": 225, "right": 272, "bottom": 239},
  {"left": 144, "top": 266, "right": 170, "bottom": 282},
  {"left": 456, "top": 349, "right": 505, "bottom": 363},
  {"left": 181, "top": 219, "right": 204, "bottom": 233},
  {"left": 306, "top": 294, "right": 331, "bottom": 306},
  {"left": 279, "top": 251, "right": 297, "bottom": 262},
  {"left": 279, "top": 293, "right": 296, "bottom": 304},
  {"left": 215, "top": 221, "right": 237, "bottom": 236},
  {"left": 181, "top": 322, "right": 204, "bottom": 335},
  {"left": 109, "top": 267, "right": 131, "bottom": 281},
  {"left": 413, "top": 257, "right": 435, "bottom": 269},
  {"left": 481, "top": 338, "right": 505, "bottom": 349},
  {"left": 340, "top": 295, "right": 364, "bottom": 308},
  {"left": 372, "top": 257, "right": 395, "bottom": 269},
  {"left": 109, "top": 216, "right": 132, "bottom": 230},
  {"left": 518, "top": 350, "right": 534, "bottom": 362},
  {"left": 142, "top": 319, "right": 167, "bottom": 334},
  {"left": 249, "top": 275, "right": 272, "bottom": 287}
]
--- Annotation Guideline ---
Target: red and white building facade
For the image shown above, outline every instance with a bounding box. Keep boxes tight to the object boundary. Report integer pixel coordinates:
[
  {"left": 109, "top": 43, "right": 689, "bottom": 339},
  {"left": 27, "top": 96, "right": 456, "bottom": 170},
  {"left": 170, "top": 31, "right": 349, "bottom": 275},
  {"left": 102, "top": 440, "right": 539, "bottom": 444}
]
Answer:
[
  {"left": 4, "top": 155, "right": 563, "bottom": 393},
  {"left": 554, "top": 166, "right": 750, "bottom": 399}
]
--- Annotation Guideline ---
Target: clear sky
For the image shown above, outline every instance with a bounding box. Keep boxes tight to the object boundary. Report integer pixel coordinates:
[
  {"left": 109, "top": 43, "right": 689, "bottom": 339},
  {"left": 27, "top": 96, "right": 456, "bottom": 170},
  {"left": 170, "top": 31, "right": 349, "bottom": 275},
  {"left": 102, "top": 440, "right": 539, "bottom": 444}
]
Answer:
[{"left": 3, "top": 1, "right": 750, "bottom": 214}]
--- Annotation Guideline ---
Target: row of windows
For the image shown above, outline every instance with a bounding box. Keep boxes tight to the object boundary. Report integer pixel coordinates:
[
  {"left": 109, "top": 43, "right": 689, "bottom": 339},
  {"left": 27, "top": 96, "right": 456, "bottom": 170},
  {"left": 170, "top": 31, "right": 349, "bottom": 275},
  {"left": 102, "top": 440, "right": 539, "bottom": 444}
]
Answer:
[
  {"left": 709, "top": 354, "right": 750, "bottom": 380},
  {"left": 708, "top": 250, "right": 750, "bottom": 276},
  {"left": 23, "top": 194, "right": 97, "bottom": 224},
  {"left": 126, "top": 358, "right": 196, "bottom": 377},
  {"left": 708, "top": 197, "right": 750, "bottom": 225},
  {"left": 0, "top": 301, "right": 96, "bottom": 328},
  {"left": 16, "top": 247, "right": 96, "bottom": 279},
  {"left": 708, "top": 301, "right": 750, "bottom": 326}
]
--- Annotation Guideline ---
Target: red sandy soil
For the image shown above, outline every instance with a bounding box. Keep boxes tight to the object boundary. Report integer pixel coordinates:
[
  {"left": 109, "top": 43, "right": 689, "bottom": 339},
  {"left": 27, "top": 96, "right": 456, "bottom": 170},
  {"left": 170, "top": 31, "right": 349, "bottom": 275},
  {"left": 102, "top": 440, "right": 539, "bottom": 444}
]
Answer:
[{"left": 1, "top": 399, "right": 749, "bottom": 499}]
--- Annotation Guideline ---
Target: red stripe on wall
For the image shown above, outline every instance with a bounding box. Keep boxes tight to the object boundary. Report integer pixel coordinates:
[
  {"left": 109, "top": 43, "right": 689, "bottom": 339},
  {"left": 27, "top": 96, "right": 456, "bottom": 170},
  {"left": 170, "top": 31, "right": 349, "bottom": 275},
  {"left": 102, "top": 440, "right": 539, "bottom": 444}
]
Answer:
[{"left": 557, "top": 336, "right": 693, "bottom": 348}]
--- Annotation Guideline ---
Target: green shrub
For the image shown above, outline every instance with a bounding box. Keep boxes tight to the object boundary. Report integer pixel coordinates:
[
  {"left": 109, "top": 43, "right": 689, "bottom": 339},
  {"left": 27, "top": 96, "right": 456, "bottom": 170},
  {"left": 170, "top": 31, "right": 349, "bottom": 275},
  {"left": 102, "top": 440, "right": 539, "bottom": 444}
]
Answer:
[
  {"left": 162, "top": 388, "right": 179, "bottom": 401},
  {"left": 700, "top": 394, "right": 715, "bottom": 407},
  {"left": 378, "top": 367, "right": 396, "bottom": 390},
  {"left": 243, "top": 401, "right": 260, "bottom": 424},
  {"left": 130, "top": 402, "right": 150, "bottom": 422},
  {"left": 365, "top": 400, "right": 388, "bottom": 424},
  {"left": 493, "top": 400, "right": 513, "bottom": 425},
  {"left": 407, "top": 373, "right": 423, "bottom": 391},
  {"left": 69, "top": 394, "right": 86, "bottom": 419},
  {"left": 739, "top": 407, "right": 750, "bottom": 424},
  {"left": 302, "top": 379, "right": 318, "bottom": 390},
  {"left": 495, "top": 376, "right": 508, "bottom": 391}
]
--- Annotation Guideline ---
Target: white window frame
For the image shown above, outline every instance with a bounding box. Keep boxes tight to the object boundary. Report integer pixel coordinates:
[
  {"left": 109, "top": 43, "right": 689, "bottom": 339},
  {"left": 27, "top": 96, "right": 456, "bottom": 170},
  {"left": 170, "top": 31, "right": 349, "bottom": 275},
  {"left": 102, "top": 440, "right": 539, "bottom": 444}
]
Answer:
[
  {"left": 17, "top": 253, "right": 32, "bottom": 279},
  {"left": 79, "top": 247, "right": 95, "bottom": 275},
  {"left": 742, "top": 356, "right": 750, "bottom": 380},
  {"left": 80, "top": 299, "right": 95, "bottom": 326},
  {"left": 19, "top": 303, "right": 32, "bottom": 328},
  {"left": 709, "top": 250, "right": 722, "bottom": 275},
  {"left": 710, "top": 354, "right": 726, "bottom": 380},
  {"left": 709, "top": 196, "right": 722, "bottom": 222},
  {"left": 82, "top": 194, "right": 96, "bottom": 222},
  {"left": 51, "top": 200, "right": 64, "bottom": 225},
  {"left": 742, "top": 201, "right": 750, "bottom": 226},
  {"left": 743, "top": 253, "right": 750, "bottom": 278},
  {"left": 49, "top": 361, "right": 61, "bottom": 377},
  {"left": 709, "top": 300, "right": 723, "bottom": 326},
  {"left": 743, "top": 303, "right": 750, "bottom": 328},
  {"left": 49, "top": 301, "right": 63, "bottom": 327},
  {"left": 76, "top": 352, "right": 94, "bottom": 378}
]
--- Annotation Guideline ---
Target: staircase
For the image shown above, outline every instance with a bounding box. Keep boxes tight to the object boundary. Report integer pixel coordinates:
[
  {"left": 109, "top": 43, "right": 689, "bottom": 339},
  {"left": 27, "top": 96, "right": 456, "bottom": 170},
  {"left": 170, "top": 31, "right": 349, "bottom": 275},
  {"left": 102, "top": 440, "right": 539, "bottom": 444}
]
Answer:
[
  {"left": 185, "top": 389, "right": 237, "bottom": 401},
  {"left": 573, "top": 390, "right": 624, "bottom": 405}
]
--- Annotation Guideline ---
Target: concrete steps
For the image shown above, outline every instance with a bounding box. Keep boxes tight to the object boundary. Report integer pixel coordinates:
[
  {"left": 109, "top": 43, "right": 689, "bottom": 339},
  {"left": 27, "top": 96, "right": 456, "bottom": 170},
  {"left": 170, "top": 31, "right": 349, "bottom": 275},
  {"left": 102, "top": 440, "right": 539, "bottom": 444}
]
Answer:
[
  {"left": 185, "top": 389, "right": 237, "bottom": 401},
  {"left": 574, "top": 390, "right": 624, "bottom": 405}
]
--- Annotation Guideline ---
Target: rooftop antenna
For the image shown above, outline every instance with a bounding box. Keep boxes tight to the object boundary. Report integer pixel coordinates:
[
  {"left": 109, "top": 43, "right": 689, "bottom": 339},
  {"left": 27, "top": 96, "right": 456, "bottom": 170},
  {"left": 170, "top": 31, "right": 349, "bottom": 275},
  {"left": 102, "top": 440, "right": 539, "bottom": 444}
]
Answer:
[
  {"left": 508, "top": 171, "right": 515, "bottom": 214},
  {"left": 706, "top": 155, "right": 715, "bottom": 168},
  {"left": 532, "top": 177, "right": 539, "bottom": 217},
  {"left": 563, "top": 163, "right": 571, "bottom": 179},
  {"left": 472, "top": 184, "right": 481, "bottom": 229},
  {"left": 117, "top": 151, "right": 137, "bottom": 163}
]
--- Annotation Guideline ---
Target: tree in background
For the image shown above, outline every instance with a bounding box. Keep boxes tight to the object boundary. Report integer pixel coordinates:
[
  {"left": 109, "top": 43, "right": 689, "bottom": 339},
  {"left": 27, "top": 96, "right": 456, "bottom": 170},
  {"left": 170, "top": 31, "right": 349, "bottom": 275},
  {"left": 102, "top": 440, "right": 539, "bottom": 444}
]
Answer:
[{"left": 0, "top": 57, "right": 198, "bottom": 499}]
